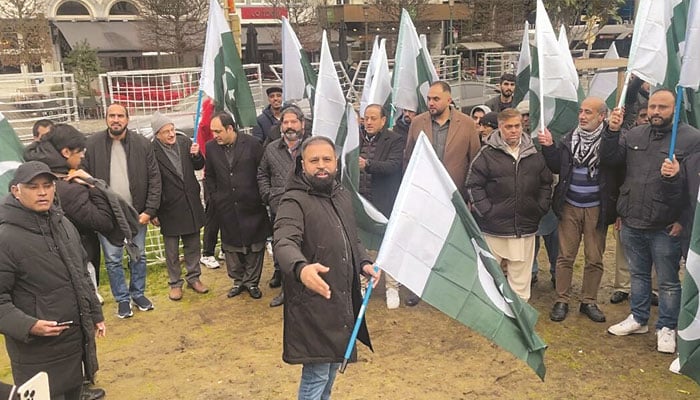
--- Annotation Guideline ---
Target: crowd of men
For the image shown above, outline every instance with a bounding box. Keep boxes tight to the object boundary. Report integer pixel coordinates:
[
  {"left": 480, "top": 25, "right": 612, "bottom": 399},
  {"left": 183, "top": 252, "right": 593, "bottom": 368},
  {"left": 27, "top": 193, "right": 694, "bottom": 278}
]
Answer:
[{"left": 1, "top": 71, "right": 699, "bottom": 399}]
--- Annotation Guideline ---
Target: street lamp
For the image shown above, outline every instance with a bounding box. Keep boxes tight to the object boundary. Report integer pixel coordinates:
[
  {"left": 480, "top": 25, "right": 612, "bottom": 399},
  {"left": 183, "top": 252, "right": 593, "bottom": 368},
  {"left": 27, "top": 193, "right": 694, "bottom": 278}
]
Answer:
[
  {"left": 363, "top": 3, "right": 369, "bottom": 59},
  {"left": 448, "top": 0, "right": 454, "bottom": 56}
]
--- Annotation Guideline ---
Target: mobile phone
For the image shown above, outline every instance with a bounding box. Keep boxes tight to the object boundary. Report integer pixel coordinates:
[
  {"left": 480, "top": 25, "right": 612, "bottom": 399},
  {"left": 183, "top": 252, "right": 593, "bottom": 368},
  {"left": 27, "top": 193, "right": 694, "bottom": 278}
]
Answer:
[{"left": 56, "top": 320, "right": 74, "bottom": 326}]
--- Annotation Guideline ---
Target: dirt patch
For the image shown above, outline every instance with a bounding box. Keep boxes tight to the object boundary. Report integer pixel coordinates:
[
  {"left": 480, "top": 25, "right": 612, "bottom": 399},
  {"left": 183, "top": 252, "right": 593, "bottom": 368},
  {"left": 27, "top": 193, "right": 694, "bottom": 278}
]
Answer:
[{"left": 1, "top": 235, "right": 698, "bottom": 399}]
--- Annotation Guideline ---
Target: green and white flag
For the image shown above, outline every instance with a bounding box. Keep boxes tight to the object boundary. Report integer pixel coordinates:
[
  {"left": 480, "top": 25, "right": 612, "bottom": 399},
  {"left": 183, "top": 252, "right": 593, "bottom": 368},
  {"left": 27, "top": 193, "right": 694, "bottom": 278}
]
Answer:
[
  {"left": 367, "top": 39, "right": 393, "bottom": 118},
  {"left": 375, "top": 132, "right": 547, "bottom": 379},
  {"left": 588, "top": 43, "right": 620, "bottom": 109},
  {"left": 678, "top": 0, "right": 700, "bottom": 128},
  {"left": 359, "top": 37, "right": 381, "bottom": 117},
  {"left": 281, "top": 17, "right": 317, "bottom": 107},
  {"left": 0, "top": 112, "right": 24, "bottom": 195},
  {"left": 313, "top": 31, "right": 388, "bottom": 249},
  {"left": 530, "top": 0, "right": 579, "bottom": 141},
  {"left": 392, "top": 9, "right": 438, "bottom": 114},
  {"left": 513, "top": 21, "right": 531, "bottom": 107},
  {"left": 200, "top": 0, "right": 256, "bottom": 128}
]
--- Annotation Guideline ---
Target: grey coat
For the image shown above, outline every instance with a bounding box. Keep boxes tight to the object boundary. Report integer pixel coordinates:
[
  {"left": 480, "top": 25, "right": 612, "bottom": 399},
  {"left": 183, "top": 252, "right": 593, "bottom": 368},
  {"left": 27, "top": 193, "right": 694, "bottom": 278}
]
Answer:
[{"left": 257, "top": 137, "right": 297, "bottom": 215}]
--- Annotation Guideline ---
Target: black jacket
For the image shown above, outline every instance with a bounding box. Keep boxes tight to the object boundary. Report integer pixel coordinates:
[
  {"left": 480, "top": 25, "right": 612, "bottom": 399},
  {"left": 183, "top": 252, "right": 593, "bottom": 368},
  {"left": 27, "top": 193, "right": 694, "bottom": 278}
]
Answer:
[
  {"left": 0, "top": 196, "right": 103, "bottom": 395},
  {"left": 253, "top": 106, "right": 278, "bottom": 143},
  {"left": 541, "top": 126, "right": 623, "bottom": 229},
  {"left": 257, "top": 137, "right": 297, "bottom": 215},
  {"left": 83, "top": 129, "right": 161, "bottom": 217},
  {"left": 467, "top": 131, "right": 552, "bottom": 237},
  {"left": 274, "top": 166, "right": 373, "bottom": 364},
  {"left": 361, "top": 128, "right": 404, "bottom": 218},
  {"left": 153, "top": 135, "right": 205, "bottom": 236},
  {"left": 600, "top": 123, "right": 700, "bottom": 230},
  {"left": 205, "top": 134, "right": 271, "bottom": 246}
]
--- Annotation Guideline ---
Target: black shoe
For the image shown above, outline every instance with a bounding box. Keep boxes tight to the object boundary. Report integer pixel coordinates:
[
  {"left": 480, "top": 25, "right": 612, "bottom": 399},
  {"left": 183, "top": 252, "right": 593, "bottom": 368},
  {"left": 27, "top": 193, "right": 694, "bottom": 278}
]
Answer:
[
  {"left": 405, "top": 293, "right": 420, "bottom": 307},
  {"left": 227, "top": 285, "right": 244, "bottom": 298},
  {"left": 610, "top": 291, "right": 629, "bottom": 304},
  {"left": 248, "top": 286, "right": 263, "bottom": 299},
  {"left": 269, "top": 270, "right": 282, "bottom": 288},
  {"left": 81, "top": 387, "right": 106, "bottom": 400},
  {"left": 651, "top": 292, "right": 659, "bottom": 307},
  {"left": 269, "top": 291, "right": 284, "bottom": 307},
  {"left": 550, "top": 302, "right": 569, "bottom": 322},
  {"left": 579, "top": 303, "right": 606, "bottom": 323}
]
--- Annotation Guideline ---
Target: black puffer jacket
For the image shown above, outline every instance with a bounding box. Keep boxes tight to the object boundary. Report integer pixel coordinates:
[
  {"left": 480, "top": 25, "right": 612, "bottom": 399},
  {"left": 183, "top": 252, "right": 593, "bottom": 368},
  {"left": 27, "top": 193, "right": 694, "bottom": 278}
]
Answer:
[
  {"left": 467, "top": 131, "right": 553, "bottom": 237},
  {"left": 541, "top": 126, "right": 624, "bottom": 229},
  {"left": 0, "top": 196, "right": 103, "bottom": 395},
  {"left": 600, "top": 122, "right": 700, "bottom": 230},
  {"left": 253, "top": 106, "right": 278, "bottom": 144},
  {"left": 274, "top": 167, "right": 373, "bottom": 365}
]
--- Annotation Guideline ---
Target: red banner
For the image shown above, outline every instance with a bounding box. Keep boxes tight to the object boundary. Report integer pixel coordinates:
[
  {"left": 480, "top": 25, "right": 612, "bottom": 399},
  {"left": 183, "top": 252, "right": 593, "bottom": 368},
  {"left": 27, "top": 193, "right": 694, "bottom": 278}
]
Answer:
[{"left": 240, "top": 7, "right": 288, "bottom": 19}]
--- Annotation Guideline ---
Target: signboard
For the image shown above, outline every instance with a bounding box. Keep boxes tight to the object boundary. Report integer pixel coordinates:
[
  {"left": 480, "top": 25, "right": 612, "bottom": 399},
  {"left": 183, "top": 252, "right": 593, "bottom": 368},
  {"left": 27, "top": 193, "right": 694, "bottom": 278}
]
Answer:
[{"left": 240, "top": 7, "right": 287, "bottom": 19}]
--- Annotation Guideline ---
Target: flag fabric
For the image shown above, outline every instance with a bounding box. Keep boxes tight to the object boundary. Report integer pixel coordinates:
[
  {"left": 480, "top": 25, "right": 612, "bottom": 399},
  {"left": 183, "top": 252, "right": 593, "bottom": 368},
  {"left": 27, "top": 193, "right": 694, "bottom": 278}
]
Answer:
[
  {"left": 530, "top": 0, "right": 580, "bottom": 140},
  {"left": 513, "top": 22, "right": 531, "bottom": 107},
  {"left": 678, "top": 0, "right": 700, "bottom": 128},
  {"left": 200, "top": 0, "right": 257, "bottom": 128},
  {"left": 392, "top": 9, "right": 438, "bottom": 115},
  {"left": 0, "top": 112, "right": 24, "bottom": 195},
  {"left": 312, "top": 31, "right": 388, "bottom": 249},
  {"left": 375, "top": 132, "right": 547, "bottom": 379},
  {"left": 367, "top": 39, "right": 393, "bottom": 118},
  {"left": 359, "top": 37, "right": 380, "bottom": 117},
  {"left": 281, "top": 17, "right": 318, "bottom": 106},
  {"left": 588, "top": 43, "right": 620, "bottom": 109}
]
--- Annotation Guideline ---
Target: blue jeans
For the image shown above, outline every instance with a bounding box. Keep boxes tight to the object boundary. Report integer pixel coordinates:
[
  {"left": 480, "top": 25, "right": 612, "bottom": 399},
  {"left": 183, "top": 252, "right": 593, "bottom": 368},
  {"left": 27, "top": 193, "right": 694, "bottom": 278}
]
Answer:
[
  {"left": 98, "top": 225, "right": 148, "bottom": 303},
  {"left": 298, "top": 363, "right": 341, "bottom": 400},
  {"left": 620, "top": 224, "right": 681, "bottom": 330}
]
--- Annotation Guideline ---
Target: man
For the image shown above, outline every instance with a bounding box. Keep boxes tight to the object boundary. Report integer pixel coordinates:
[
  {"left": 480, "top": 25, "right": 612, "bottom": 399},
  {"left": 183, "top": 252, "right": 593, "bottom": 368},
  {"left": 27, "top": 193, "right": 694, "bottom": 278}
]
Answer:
[
  {"left": 0, "top": 161, "right": 106, "bottom": 400},
  {"left": 467, "top": 108, "right": 552, "bottom": 301},
  {"left": 484, "top": 73, "right": 516, "bottom": 112},
  {"left": 359, "top": 104, "right": 404, "bottom": 309},
  {"left": 538, "top": 97, "right": 620, "bottom": 322},
  {"left": 32, "top": 119, "right": 54, "bottom": 142},
  {"left": 404, "top": 80, "right": 481, "bottom": 306},
  {"left": 150, "top": 112, "right": 209, "bottom": 301},
  {"left": 253, "top": 86, "right": 283, "bottom": 144},
  {"left": 257, "top": 104, "right": 307, "bottom": 307},
  {"left": 274, "top": 136, "right": 380, "bottom": 399},
  {"left": 516, "top": 101, "right": 530, "bottom": 133},
  {"left": 197, "top": 98, "right": 222, "bottom": 270},
  {"left": 206, "top": 112, "right": 271, "bottom": 299},
  {"left": 478, "top": 112, "right": 499, "bottom": 144},
  {"left": 393, "top": 108, "right": 416, "bottom": 142},
  {"left": 603, "top": 89, "right": 700, "bottom": 354},
  {"left": 84, "top": 103, "right": 161, "bottom": 318},
  {"left": 469, "top": 104, "right": 491, "bottom": 125}
]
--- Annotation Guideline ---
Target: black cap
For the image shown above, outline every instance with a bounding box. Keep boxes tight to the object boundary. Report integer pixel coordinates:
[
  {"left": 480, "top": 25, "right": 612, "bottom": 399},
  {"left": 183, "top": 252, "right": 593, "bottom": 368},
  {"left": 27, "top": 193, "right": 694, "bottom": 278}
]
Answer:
[
  {"left": 266, "top": 86, "right": 283, "bottom": 96},
  {"left": 12, "top": 161, "right": 57, "bottom": 185},
  {"left": 480, "top": 112, "right": 499, "bottom": 129}
]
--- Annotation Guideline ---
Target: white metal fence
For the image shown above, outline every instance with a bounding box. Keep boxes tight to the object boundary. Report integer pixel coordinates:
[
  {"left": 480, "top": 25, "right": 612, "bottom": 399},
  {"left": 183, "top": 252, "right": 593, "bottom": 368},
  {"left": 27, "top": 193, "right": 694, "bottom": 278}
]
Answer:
[
  {"left": 0, "top": 72, "right": 79, "bottom": 143},
  {"left": 482, "top": 51, "right": 519, "bottom": 96},
  {"left": 269, "top": 61, "right": 358, "bottom": 104}
]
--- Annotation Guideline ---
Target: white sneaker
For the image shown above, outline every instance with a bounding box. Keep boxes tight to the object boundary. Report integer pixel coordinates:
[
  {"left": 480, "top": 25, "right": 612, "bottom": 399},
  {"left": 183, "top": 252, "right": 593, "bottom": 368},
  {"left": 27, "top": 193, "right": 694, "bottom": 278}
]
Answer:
[
  {"left": 386, "top": 288, "right": 400, "bottom": 309},
  {"left": 200, "top": 256, "right": 220, "bottom": 269},
  {"left": 607, "top": 314, "right": 649, "bottom": 336},
  {"left": 266, "top": 241, "right": 274, "bottom": 256},
  {"left": 669, "top": 357, "right": 681, "bottom": 374},
  {"left": 218, "top": 250, "right": 225, "bottom": 260},
  {"left": 656, "top": 327, "right": 676, "bottom": 353}
]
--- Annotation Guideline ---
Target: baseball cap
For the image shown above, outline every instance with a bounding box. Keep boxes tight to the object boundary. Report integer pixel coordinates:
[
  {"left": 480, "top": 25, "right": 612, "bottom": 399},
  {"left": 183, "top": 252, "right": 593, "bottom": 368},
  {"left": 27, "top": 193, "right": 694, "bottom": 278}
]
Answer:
[
  {"left": 266, "top": 86, "right": 283, "bottom": 96},
  {"left": 12, "top": 161, "right": 57, "bottom": 185},
  {"left": 480, "top": 112, "right": 499, "bottom": 129}
]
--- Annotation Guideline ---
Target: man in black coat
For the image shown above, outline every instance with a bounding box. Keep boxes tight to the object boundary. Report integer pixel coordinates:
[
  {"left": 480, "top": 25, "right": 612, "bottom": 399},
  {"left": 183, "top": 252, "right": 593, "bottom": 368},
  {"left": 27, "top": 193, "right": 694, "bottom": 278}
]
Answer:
[
  {"left": 274, "top": 136, "right": 380, "bottom": 399},
  {"left": 206, "top": 112, "right": 271, "bottom": 299},
  {"left": 0, "top": 161, "right": 106, "bottom": 400},
  {"left": 358, "top": 104, "right": 404, "bottom": 309},
  {"left": 253, "top": 86, "right": 283, "bottom": 144},
  {"left": 150, "top": 112, "right": 209, "bottom": 301}
]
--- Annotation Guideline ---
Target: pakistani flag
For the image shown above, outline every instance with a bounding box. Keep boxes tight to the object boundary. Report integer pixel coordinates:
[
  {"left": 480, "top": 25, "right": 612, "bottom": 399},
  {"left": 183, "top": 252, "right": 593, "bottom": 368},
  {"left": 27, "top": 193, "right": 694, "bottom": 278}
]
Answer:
[
  {"left": 281, "top": 17, "right": 317, "bottom": 107},
  {"left": 530, "top": 0, "right": 580, "bottom": 141},
  {"left": 359, "top": 37, "right": 380, "bottom": 117},
  {"left": 0, "top": 112, "right": 24, "bottom": 195},
  {"left": 312, "top": 31, "right": 388, "bottom": 249},
  {"left": 367, "top": 39, "right": 393, "bottom": 118},
  {"left": 588, "top": 43, "right": 620, "bottom": 109},
  {"left": 200, "top": 0, "right": 256, "bottom": 128},
  {"left": 513, "top": 22, "right": 531, "bottom": 107},
  {"left": 375, "top": 132, "right": 547, "bottom": 379},
  {"left": 678, "top": 0, "right": 700, "bottom": 129},
  {"left": 392, "top": 9, "right": 438, "bottom": 115}
]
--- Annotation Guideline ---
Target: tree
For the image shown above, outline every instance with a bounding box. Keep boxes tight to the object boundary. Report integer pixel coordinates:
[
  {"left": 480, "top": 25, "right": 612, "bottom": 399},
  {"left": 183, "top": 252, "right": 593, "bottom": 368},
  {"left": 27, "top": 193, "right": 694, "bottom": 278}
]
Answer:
[
  {"left": 266, "top": 0, "right": 319, "bottom": 51},
  {"left": 138, "top": 0, "right": 208, "bottom": 67},
  {"left": 0, "top": 0, "right": 53, "bottom": 70},
  {"left": 63, "top": 40, "right": 102, "bottom": 97}
]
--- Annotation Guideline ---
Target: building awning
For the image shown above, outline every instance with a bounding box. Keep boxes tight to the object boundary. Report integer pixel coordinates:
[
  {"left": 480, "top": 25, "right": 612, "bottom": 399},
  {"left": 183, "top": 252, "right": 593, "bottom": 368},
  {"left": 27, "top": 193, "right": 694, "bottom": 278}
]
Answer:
[
  {"left": 54, "top": 21, "right": 147, "bottom": 52},
  {"left": 447, "top": 41, "right": 504, "bottom": 51}
]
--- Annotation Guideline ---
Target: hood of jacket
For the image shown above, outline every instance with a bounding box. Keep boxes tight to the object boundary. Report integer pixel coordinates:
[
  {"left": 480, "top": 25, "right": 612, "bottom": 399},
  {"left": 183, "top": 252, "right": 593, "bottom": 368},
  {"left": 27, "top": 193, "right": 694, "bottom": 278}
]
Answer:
[
  {"left": 24, "top": 140, "right": 70, "bottom": 174},
  {"left": 0, "top": 194, "right": 63, "bottom": 236},
  {"left": 485, "top": 129, "right": 538, "bottom": 159}
]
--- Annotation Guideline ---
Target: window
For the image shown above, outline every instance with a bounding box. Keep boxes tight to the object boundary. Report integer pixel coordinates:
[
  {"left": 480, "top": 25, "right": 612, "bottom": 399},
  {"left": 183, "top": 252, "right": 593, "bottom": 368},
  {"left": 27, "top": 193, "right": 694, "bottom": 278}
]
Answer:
[
  {"left": 109, "top": 1, "right": 139, "bottom": 16},
  {"left": 56, "top": 1, "right": 90, "bottom": 16}
]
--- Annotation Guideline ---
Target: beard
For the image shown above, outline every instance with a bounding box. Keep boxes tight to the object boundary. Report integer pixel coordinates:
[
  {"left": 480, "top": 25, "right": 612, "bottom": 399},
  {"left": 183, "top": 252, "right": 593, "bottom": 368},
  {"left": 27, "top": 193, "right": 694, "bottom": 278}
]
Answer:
[
  {"left": 283, "top": 128, "right": 302, "bottom": 141},
  {"left": 305, "top": 171, "right": 336, "bottom": 193},
  {"left": 109, "top": 126, "right": 127, "bottom": 136},
  {"left": 649, "top": 114, "right": 672, "bottom": 129}
]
